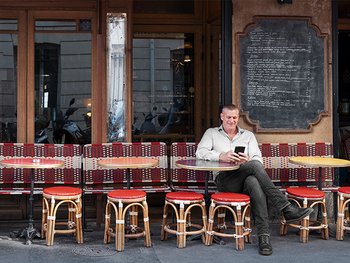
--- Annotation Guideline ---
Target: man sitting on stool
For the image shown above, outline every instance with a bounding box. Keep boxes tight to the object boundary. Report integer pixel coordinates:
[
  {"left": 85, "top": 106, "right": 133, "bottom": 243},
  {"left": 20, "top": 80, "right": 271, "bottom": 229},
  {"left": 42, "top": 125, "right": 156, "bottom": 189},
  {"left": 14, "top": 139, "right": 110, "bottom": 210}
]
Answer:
[{"left": 196, "top": 103, "right": 313, "bottom": 256}]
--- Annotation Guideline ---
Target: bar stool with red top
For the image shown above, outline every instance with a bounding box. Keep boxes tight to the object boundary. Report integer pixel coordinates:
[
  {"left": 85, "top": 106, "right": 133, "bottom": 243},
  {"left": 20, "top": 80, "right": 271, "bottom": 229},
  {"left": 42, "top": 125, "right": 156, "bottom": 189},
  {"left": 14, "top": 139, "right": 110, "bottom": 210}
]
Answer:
[
  {"left": 41, "top": 186, "right": 83, "bottom": 246},
  {"left": 336, "top": 187, "right": 350, "bottom": 240},
  {"left": 161, "top": 191, "right": 208, "bottom": 248},
  {"left": 280, "top": 187, "right": 328, "bottom": 243},
  {"left": 104, "top": 189, "right": 151, "bottom": 251},
  {"left": 205, "top": 192, "right": 252, "bottom": 251}
]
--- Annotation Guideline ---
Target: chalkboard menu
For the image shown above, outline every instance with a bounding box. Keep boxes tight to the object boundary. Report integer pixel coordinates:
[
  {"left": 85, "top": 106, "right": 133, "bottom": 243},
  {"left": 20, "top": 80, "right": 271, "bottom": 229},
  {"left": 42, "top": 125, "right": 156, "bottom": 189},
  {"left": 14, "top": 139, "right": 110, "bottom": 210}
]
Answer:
[{"left": 238, "top": 18, "right": 328, "bottom": 132}]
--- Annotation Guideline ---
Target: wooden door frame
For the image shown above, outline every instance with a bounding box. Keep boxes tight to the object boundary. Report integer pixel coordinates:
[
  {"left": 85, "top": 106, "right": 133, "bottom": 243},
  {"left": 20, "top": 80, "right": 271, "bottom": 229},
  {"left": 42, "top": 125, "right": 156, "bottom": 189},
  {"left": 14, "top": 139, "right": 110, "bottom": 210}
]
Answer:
[{"left": 26, "top": 10, "right": 97, "bottom": 143}]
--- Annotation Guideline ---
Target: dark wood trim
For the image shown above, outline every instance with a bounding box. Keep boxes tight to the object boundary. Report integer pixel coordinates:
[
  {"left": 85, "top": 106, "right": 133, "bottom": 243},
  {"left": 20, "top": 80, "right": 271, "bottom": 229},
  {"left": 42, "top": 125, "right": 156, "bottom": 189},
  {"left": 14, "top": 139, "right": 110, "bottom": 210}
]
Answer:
[
  {"left": 221, "top": 0, "right": 232, "bottom": 107},
  {"left": 332, "top": 0, "right": 340, "bottom": 186}
]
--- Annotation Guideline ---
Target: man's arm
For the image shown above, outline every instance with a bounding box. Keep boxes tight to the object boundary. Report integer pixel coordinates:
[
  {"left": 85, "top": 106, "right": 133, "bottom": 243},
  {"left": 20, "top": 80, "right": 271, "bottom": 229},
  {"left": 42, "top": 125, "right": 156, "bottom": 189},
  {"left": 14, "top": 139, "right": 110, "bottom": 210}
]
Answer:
[{"left": 196, "top": 129, "right": 221, "bottom": 161}]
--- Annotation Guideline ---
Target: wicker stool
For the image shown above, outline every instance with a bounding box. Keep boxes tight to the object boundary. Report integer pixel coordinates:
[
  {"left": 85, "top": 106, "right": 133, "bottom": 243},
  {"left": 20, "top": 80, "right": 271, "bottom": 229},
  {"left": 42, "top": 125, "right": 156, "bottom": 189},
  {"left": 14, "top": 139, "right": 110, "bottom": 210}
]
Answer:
[
  {"left": 336, "top": 187, "right": 350, "bottom": 240},
  {"left": 161, "top": 191, "right": 207, "bottom": 248},
  {"left": 104, "top": 189, "right": 151, "bottom": 251},
  {"left": 281, "top": 187, "right": 328, "bottom": 243},
  {"left": 41, "top": 186, "right": 83, "bottom": 246},
  {"left": 205, "top": 193, "right": 252, "bottom": 251}
]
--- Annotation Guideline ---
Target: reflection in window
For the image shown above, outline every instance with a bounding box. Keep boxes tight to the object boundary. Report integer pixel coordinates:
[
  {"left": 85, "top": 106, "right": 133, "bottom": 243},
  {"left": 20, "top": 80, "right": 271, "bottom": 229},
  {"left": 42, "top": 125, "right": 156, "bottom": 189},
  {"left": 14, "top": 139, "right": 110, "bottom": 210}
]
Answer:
[
  {"left": 35, "top": 20, "right": 76, "bottom": 31},
  {"left": 106, "top": 13, "right": 127, "bottom": 142},
  {"left": 132, "top": 34, "right": 194, "bottom": 144},
  {"left": 0, "top": 34, "right": 17, "bottom": 142},
  {"left": 35, "top": 33, "right": 91, "bottom": 144},
  {"left": 0, "top": 19, "right": 18, "bottom": 30}
]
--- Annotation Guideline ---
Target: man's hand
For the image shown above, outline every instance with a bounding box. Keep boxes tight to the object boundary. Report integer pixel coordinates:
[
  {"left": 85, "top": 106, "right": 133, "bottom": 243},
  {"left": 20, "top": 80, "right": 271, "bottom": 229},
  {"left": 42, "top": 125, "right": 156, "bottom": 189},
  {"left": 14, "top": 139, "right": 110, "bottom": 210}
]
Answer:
[{"left": 219, "top": 150, "right": 250, "bottom": 164}]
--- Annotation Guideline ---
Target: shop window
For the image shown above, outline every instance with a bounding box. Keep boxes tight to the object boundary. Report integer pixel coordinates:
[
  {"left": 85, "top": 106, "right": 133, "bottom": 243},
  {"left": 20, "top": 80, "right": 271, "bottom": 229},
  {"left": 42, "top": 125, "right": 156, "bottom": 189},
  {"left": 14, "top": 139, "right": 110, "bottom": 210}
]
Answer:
[
  {"left": 132, "top": 33, "right": 194, "bottom": 144},
  {"left": 0, "top": 19, "right": 18, "bottom": 142},
  {"left": 34, "top": 27, "right": 92, "bottom": 144}
]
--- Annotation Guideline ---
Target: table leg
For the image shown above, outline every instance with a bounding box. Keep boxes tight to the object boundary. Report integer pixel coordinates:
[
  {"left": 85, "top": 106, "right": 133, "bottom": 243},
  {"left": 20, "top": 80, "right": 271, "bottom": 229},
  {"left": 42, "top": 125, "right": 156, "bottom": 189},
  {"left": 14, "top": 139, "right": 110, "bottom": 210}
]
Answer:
[
  {"left": 318, "top": 167, "right": 323, "bottom": 218},
  {"left": 11, "top": 168, "right": 41, "bottom": 245},
  {"left": 127, "top": 168, "right": 131, "bottom": 189},
  {"left": 205, "top": 170, "right": 209, "bottom": 205}
]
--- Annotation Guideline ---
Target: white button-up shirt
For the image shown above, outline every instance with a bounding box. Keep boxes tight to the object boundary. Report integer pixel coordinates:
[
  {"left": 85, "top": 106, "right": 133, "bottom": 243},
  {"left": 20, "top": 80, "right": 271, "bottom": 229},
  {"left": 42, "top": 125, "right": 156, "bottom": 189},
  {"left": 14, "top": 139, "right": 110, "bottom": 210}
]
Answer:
[{"left": 196, "top": 125, "right": 263, "bottom": 179}]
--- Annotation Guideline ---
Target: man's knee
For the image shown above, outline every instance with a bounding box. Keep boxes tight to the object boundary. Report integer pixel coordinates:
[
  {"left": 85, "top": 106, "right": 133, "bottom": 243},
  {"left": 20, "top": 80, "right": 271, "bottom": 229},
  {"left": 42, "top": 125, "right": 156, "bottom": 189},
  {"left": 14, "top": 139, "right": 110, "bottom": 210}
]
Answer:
[
  {"left": 243, "top": 176, "right": 262, "bottom": 193},
  {"left": 249, "top": 159, "right": 265, "bottom": 170}
]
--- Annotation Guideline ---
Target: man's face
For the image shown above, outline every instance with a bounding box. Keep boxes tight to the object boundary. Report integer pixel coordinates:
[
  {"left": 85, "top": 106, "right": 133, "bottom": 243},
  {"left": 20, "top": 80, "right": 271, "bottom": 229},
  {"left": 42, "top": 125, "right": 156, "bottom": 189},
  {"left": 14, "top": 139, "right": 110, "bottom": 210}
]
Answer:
[{"left": 220, "top": 108, "right": 239, "bottom": 133}]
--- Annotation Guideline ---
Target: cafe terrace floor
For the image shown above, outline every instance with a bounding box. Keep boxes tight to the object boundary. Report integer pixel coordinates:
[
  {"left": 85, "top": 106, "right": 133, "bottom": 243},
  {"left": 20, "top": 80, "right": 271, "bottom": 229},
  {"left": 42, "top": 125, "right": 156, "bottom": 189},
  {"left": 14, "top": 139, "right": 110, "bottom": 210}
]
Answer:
[{"left": 0, "top": 206, "right": 349, "bottom": 263}]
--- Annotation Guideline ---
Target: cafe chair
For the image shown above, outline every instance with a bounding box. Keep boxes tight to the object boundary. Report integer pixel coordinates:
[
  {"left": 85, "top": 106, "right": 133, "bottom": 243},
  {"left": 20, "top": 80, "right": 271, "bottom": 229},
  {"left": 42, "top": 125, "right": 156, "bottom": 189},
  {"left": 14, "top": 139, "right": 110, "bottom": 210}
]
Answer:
[
  {"left": 41, "top": 186, "right": 83, "bottom": 246},
  {"left": 281, "top": 187, "right": 328, "bottom": 243},
  {"left": 205, "top": 193, "right": 252, "bottom": 251},
  {"left": 161, "top": 191, "right": 208, "bottom": 248},
  {"left": 104, "top": 189, "right": 151, "bottom": 251},
  {"left": 336, "top": 187, "right": 350, "bottom": 240}
]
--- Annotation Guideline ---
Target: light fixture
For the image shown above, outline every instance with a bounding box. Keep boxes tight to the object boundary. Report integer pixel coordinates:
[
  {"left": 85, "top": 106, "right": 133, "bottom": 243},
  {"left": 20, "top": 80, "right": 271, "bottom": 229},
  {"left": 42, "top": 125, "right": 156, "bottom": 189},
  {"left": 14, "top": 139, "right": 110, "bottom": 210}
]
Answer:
[{"left": 184, "top": 55, "right": 191, "bottom": 62}]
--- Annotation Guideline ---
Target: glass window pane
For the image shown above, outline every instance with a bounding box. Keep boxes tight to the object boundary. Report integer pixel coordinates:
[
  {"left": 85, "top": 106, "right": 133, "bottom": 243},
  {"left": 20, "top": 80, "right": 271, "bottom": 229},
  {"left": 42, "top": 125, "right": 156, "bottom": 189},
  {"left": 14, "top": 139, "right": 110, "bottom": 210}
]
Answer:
[
  {"left": 35, "top": 33, "right": 91, "bottom": 144},
  {"left": 0, "top": 19, "right": 18, "bottom": 30},
  {"left": 132, "top": 33, "right": 194, "bottom": 145},
  {"left": 35, "top": 20, "right": 76, "bottom": 31},
  {"left": 106, "top": 13, "right": 127, "bottom": 142},
  {"left": 0, "top": 34, "right": 17, "bottom": 142}
]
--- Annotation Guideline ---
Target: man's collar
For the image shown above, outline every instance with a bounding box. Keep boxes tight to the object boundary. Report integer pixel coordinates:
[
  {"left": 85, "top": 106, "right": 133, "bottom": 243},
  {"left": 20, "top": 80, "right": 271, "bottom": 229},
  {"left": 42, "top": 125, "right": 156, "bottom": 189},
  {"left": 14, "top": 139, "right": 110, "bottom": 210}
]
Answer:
[{"left": 218, "top": 125, "right": 243, "bottom": 134}]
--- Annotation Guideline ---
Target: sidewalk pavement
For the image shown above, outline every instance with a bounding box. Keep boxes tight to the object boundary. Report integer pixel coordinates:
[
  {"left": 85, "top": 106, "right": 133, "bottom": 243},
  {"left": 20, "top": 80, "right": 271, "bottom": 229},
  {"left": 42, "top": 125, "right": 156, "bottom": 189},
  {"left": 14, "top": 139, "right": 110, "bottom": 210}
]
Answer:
[{"left": 0, "top": 207, "right": 350, "bottom": 263}]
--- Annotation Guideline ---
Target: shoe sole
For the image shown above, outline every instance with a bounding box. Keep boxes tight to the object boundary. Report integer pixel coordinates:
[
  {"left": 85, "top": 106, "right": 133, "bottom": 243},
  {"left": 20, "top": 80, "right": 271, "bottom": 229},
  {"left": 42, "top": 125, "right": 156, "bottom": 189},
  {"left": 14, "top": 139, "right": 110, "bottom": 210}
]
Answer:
[
  {"left": 259, "top": 250, "right": 273, "bottom": 256},
  {"left": 285, "top": 207, "right": 314, "bottom": 224}
]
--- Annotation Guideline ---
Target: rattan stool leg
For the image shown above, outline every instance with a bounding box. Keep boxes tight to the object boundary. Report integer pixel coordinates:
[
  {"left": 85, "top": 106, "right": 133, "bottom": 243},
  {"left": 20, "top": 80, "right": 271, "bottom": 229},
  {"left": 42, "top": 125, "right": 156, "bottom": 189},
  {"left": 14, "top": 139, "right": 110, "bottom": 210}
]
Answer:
[
  {"left": 321, "top": 200, "right": 329, "bottom": 240},
  {"left": 142, "top": 200, "right": 151, "bottom": 247},
  {"left": 76, "top": 198, "right": 83, "bottom": 244},
  {"left": 245, "top": 205, "right": 252, "bottom": 243},
  {"left": 300, "top": 199, "right": 308, "bottom": 243},
  {"left": 337, "top": 194, "right": 345, "bottom": 240},
  {"left": 41, "top": 197, "right": 48, "bottom": 239},
  {"left": 104, "top": 201, "right": 112, "bottom": 244},
  {"left": 46, "top": 198, "right": 57, "bottom": 246},
  {"left": 236, "top": 204, "right": 244, "bottom": 251},
  {"left": 178, "top": 202, "right": 185, "bottom": 248},
  {"left": 161, "top": 202, "right": 169, "bottom": 241},
  {"left": 205, "top": 202, "right": 215, "bottom": 246},
  {"left": 200, "top": 201, "right": 207, "bottom": 244},
  {"left": 117, "top": 201, "right": 124, "bottom": 251}
]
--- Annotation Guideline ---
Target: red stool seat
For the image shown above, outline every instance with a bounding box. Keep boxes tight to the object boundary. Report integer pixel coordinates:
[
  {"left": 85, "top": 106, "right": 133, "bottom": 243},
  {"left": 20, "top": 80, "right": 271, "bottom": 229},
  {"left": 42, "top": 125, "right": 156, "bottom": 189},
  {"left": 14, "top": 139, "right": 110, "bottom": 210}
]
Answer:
[
  {"left": 211, "top": 192, "right": 250, "bottom": 202},
  {"left": 338, "top": 187, "right": 350, "bottom": 195},
  {"left": 286, "top": 187, "right": 325, "bottom": 198},
  {"left": 107, "top": 189, "right": 146, "bottom": 199},
  {"left": 166, "top": 191, "right": 204, "bottom": 201},
  {"left": 43, "top": 186, "right": 82, "bottom": 196}
]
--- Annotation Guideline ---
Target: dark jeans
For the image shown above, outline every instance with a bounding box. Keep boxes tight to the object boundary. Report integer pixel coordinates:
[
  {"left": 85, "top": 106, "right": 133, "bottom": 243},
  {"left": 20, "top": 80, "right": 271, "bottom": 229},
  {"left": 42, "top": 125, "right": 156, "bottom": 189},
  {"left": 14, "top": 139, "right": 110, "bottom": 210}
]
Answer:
[{"left": 214, "top": 160, "right": 290, "bottom": 236}]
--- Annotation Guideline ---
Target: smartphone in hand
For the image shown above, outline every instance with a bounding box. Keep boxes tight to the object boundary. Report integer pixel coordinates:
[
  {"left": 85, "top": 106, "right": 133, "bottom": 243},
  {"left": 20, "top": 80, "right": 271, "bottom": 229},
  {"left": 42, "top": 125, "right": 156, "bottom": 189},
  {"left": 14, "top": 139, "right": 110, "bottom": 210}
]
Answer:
[{"left": 234, "top": 146, "right": 245, "bottom": 154}]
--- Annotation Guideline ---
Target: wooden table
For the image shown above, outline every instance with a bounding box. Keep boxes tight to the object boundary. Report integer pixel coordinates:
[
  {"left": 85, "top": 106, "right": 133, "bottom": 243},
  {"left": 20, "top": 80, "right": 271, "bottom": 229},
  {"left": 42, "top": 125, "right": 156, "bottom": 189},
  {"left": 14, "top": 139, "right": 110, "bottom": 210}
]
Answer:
[
  {"left": 97, "top": 157, "right": 159, "bottom": 189},
  {"left": 289, "top": 157, "right": 350, "bottom": 191},
  {"left": 0, "top": 158, "right": 64, "bottom": 245},
  {"left": 175, "top": 159, "right": 239, "bottom": 203}
]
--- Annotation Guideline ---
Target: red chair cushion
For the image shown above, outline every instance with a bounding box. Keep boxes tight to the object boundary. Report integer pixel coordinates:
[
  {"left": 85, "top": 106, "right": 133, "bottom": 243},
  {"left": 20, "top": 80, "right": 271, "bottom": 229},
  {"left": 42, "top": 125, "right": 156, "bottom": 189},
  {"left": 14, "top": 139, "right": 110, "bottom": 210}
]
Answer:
[
  {"left": 108, "top": 189, "right": 146, "bottom": 199},
  {"left": 211, "top": 193, "right": 250, "bottom": 202},
  {"left": 338, "top": 187, "right": 350, "bottom": 195},
  {"left": 166, "top": 191, "right": 204, "bottom": 201},
  {"left": 286, "top": 187, "right": 325, "bottom": 198},
  {"left": 43, "top": 186, "right": 82, "bottom": 196}
]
